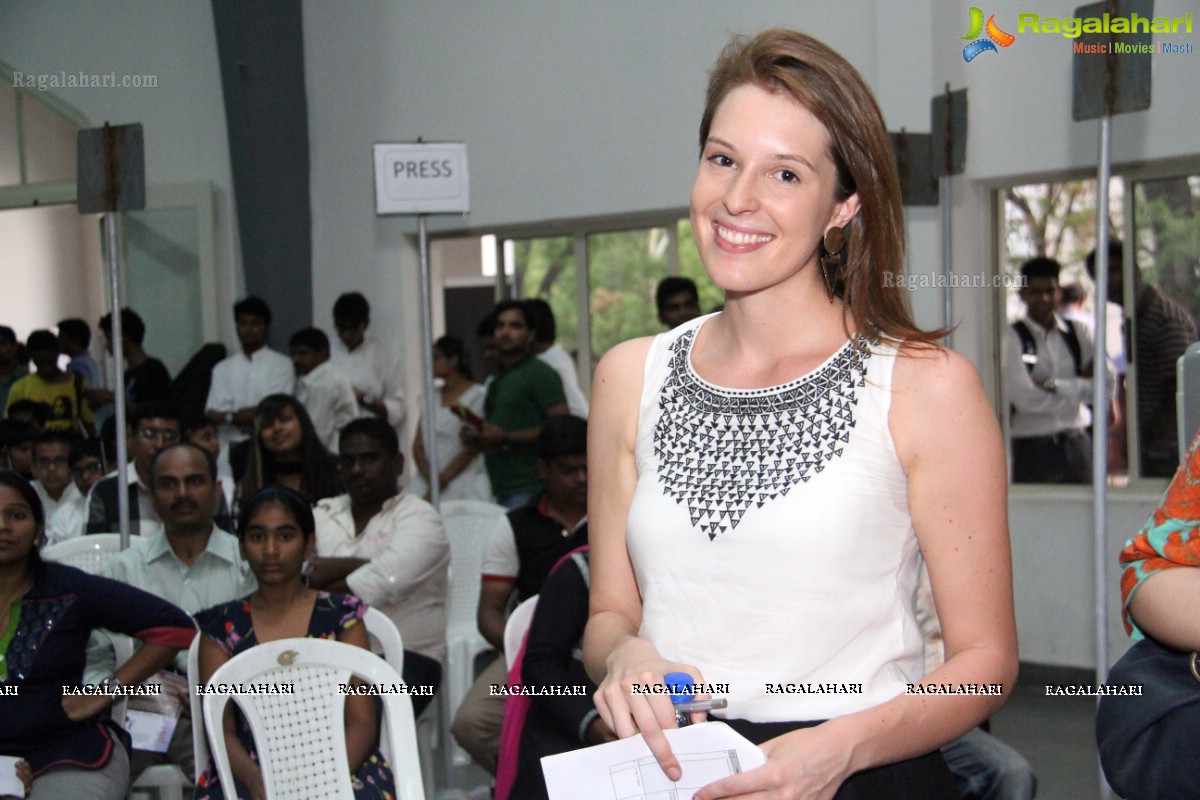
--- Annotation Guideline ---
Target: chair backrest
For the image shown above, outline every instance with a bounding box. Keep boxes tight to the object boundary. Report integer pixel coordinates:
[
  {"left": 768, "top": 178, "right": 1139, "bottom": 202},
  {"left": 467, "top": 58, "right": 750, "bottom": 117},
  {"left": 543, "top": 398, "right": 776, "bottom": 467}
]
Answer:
[
  {"left": 504, "top": 595, "right": 539, "bottom": 671},
  {"left": 43, "top": 534, "right": 135, "bottom": 727},
  {"left": 41, "top": 532, "right": 125, "bottom": 574},
  {"left": 187, "top": 634, "right": 208, "bottom": 778},
  {"left": 439, "top": 499, "right": 506, "bottom": 638},
  {"left": 202, "top": 637, "right": 425, "bottom": 800},
  {"left": 363, "top": 606, "right": 404, "bottom": 674}
]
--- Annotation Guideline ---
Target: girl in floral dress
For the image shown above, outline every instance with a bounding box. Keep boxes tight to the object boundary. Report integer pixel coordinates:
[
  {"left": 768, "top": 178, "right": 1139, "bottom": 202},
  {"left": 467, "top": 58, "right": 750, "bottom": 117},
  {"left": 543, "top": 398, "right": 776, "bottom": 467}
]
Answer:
[{"left": 193, "top": 486, "right": 394, "bottom": 800}]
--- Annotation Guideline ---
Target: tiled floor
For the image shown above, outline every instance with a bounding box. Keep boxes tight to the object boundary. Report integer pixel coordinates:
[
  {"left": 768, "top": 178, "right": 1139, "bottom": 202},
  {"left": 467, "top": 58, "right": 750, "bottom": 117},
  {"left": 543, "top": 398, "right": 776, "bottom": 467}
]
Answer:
[{"left": 989, "top": 668, "right": 1107, "bottom": 800}]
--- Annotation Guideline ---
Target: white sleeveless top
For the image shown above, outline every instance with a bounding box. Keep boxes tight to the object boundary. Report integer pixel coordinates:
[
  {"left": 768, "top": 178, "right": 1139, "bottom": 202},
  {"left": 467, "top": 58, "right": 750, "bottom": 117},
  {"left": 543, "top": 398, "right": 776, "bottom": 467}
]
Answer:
[{"left": 628, "top": 315, "right": 924, "bottom": 721}]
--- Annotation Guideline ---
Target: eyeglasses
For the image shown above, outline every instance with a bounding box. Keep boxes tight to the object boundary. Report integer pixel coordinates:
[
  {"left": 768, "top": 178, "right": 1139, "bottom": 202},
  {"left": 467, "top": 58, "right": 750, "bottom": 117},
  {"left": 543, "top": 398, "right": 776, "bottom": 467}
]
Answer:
[
  {"left": 74, "top": 462, "right": 104, "bottom": 477},
  {"left": 34, "top": 457, "right": 70, "bottom": 469},
  {"left": 138, "top": 427, "right": 180, "bottom": 444}
]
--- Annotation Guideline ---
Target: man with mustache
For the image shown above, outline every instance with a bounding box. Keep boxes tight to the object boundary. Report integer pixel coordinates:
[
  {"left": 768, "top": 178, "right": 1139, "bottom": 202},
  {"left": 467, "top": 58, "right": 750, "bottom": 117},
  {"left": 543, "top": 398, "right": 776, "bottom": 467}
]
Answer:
[{"left": 87, "top": 441, "right": 255, "bottom": 783}]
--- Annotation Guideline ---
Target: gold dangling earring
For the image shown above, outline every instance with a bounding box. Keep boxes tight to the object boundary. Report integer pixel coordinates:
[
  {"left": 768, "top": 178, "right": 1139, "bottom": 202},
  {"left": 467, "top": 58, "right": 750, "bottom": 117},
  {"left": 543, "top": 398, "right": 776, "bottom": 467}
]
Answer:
[{"left": 820, "top": 226, "right": 846, "bottom": 301}]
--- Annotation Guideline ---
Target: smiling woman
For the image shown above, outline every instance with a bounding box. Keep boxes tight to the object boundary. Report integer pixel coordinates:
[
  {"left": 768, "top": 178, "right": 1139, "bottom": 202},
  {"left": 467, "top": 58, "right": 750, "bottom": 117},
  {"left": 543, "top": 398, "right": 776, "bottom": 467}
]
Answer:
[
  {"left": 234, "top": 394, "right": 342, "bottom": 513},
  {"left": 584, "top": 28, "right": 1017, "bottom": 800}
]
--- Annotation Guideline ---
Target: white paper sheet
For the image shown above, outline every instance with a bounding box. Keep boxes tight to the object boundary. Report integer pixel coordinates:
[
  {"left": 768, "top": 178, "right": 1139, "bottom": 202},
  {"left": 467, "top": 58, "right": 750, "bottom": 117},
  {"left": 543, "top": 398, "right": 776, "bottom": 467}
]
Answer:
[
  {"left": 124, "top": 671, "right": 186, "bottom": 754},
  {"left": 0, "top": 755, "right": 24, "bottom": 798},
  {"left": 541, "top": 722, "right": 766, "bottom": 800}
]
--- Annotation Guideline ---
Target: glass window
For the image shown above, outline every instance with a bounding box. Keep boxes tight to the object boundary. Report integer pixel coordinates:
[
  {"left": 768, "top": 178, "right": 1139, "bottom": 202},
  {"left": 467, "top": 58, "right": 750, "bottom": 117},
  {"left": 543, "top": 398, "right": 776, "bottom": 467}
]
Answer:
[
  {"left": 1001, "top": 179, "right": 1124, "bottom": 484},
  {"left": 510, "top": 233, "right": 579, "bottom": 357},
  {"left": 1129, "top": 174, "right": 1200, "bottom": 477},
  {"left": 1001, "top": 173, "right": 1200, "bottom": 484},
  {"left": 586, "top": 227, "right": 670, "bottom": 359}
]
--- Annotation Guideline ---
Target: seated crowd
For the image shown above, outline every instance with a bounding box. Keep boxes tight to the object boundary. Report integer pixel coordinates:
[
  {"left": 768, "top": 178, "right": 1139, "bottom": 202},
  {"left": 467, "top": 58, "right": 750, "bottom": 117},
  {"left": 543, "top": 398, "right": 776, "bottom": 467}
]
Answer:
[
  {"left": 0, "top": 290, "right": 600, "bottom": 798},
  {"left": 1, "top": 276, "right": 1092, "bottom": 799}
]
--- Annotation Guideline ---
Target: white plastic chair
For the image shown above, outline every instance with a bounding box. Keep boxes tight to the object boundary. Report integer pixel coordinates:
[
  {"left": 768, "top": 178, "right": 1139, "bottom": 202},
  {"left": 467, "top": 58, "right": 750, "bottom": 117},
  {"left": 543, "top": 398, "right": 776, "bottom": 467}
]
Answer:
[
  {"left": 438, "top": 499, "right": 506, "bottom": 768},
  {"left": 503, "top": 596, "right": 539, "bottom": 672},
  {"left": 363, "top": 606, "right": 404, "bottom": 673},
  {"left": 41, "top": 532, "right": 125, "bottom": 573},
  {"left": 201, "top": 636, "right": 425, "bottom": 800},
  {"left": 362, "top": 607, "right": 436, "bottom": 800},
  {"left": 188, "top": 634, "right": 208, "bottom": 784}
]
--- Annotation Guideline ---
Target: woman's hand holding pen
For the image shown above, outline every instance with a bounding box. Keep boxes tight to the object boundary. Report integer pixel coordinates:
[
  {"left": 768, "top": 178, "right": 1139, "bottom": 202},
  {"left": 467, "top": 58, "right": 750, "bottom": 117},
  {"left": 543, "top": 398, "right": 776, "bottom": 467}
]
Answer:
[
  {"left": 692, "top": 723, "right": 854, "bottom": 800},
  {"left": 593, "top": 635, "right": 707, "bottom": 782}
]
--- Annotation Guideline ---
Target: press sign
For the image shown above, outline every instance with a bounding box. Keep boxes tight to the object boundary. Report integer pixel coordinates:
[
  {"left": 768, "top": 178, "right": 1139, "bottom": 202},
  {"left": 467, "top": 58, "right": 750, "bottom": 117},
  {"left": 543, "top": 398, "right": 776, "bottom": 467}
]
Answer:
[{"left": 373, "top": 142, "right": 469, "bottom": 214}]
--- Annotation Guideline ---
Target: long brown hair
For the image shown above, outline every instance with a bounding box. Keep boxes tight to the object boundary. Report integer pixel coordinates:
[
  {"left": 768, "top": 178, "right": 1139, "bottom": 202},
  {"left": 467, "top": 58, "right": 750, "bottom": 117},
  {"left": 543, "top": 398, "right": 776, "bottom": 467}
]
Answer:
[
  {"left": 700, "top": 29, "right": 946, "bottom": 346},
  {"left": 238, "top": 394, "right": 341, "bottom": 507}
]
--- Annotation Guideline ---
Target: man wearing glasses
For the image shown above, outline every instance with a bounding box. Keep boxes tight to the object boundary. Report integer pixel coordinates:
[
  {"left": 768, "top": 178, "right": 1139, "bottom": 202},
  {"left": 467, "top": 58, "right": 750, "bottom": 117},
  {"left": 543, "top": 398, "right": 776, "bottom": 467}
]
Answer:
[
  {"left": 30, "top": 430, "right": 80, "bottom": 519},
  {"left": 84, "top": 402, "right": 230, "bottom": 535},
  {"left": 45, "top": 437, "right": 105, "bottom": 545}
]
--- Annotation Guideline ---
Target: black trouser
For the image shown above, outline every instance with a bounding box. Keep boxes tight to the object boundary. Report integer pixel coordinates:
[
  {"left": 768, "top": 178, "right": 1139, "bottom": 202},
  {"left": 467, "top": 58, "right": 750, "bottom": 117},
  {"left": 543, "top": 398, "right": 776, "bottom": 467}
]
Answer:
[
  {"left": 722, "top": 719, "right": 960, "bottom": 800},
  {"left": 403, "top": 649, "right": 442, "bottom": 718},
  {"left": 1012, "top": 430, "right": 1091, "bottom": 483}
]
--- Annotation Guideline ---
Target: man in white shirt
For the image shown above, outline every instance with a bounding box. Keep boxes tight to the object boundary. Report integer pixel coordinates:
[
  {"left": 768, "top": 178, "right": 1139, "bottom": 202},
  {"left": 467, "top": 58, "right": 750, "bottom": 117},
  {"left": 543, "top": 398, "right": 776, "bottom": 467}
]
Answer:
[
  {"left": 204, "top": 296, "right": 294, "bottom": 475},
  {"left": 330, "top": 292, "right": 406, "bottom": 434},
  {"left": 524, "top": 298, "right": 589, "bottom": 418},
  {"left": 90, "top": 442, "right": 254, "bottom": 781},
  {"left": 310, "top": 416, "right": 448, "bottom": 716},
  {"left": 290, "top": 327, "right": 358, "bottom": 451},
  {"left": 1005, "top": 257, "right": 1103, "bottom": 483},
  {"left": 30, "top": 430, "right": 81, "bottom": 520},
  {"left": 46, "top": 437, "right": 104, "bottom": 545}
]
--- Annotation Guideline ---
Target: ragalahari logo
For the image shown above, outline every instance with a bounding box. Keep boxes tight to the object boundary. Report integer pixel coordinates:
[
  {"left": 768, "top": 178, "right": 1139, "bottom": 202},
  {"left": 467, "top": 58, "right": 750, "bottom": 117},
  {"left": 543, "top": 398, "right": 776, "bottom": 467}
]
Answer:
[{"left": 962, "top": 7, "right": 1016, "bottom": 61}]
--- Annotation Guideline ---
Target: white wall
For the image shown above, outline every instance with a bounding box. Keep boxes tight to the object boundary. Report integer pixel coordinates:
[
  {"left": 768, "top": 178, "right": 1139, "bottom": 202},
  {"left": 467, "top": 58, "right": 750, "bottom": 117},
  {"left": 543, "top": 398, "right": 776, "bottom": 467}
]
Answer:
[
  {"left": 0, "top": 205, "right": 102, "bottom": 339},
  {"left": 304, "top": 0, "right": 903, "bottom": 237},
  {"left": 0, "top": 0, "right": 241, "bottom": 345},
  {"left": 302, "top": 0, "right": 937, "bottom": 452}
]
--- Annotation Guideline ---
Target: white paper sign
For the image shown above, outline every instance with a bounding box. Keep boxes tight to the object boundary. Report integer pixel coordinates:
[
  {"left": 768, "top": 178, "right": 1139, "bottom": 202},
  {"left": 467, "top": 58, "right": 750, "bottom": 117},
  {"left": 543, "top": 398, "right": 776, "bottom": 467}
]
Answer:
[{"left": 374, "top": 142, "right": 469, "bottom": 215}]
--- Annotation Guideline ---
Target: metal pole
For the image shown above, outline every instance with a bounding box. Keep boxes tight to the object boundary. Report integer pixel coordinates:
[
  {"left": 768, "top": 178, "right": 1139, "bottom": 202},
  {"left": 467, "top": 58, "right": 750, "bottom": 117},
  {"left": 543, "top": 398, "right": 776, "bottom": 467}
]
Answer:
[
  {"left": 572, "top": 233, "right": 591, "bottom": 399},
  {"left": 1093, "top": 113, "right": 1114, "bottom": 800},
  {"left": 104, "top": 212, "right": 131, "bottom": 549},
  {"left": 417, "top": 215, "right": 441, "bottom": 508},
  {"left": 941, "top": 175, "right": 953, "bottom": 345}
]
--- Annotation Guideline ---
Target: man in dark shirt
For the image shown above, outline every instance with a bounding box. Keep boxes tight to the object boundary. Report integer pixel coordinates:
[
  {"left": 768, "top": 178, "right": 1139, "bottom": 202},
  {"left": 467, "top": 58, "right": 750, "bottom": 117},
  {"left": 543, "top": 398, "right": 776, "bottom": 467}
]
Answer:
[
  {"left": 93, "top": 308, "right": 173, "bottom": 413},
  {"left": 1088, "top": 242, "right": 1199, "bottom": 476},
  {"left": 451, "top": 416, "right": 588, "bottom": 774},
  {"left": 656, "top": 276, "right": 702, "bottom": 329},
  {"left": 86, "top": 403, "right": 232, "bottom": 535}
]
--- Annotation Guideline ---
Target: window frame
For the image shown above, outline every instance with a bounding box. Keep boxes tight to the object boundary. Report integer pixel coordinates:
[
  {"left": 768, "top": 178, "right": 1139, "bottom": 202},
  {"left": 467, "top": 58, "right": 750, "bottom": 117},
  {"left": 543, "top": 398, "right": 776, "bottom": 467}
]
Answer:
[{"left": 994, "top": 156, "right": 1200, "bottom": 490}]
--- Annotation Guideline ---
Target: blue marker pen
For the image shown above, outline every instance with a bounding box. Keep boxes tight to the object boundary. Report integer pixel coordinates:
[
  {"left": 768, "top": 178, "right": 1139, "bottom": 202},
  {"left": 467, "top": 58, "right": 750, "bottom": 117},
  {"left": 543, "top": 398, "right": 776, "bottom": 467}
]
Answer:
[{"left": 664, "top": 671, "right": 727, "bottom": 727}]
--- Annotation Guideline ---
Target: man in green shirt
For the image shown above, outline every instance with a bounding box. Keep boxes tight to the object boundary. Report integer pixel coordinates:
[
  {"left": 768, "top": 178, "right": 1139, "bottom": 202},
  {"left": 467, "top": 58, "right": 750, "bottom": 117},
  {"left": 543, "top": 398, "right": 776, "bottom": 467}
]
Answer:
[{"left": 467, "top": 301, "right": 567, "bottom": 508}]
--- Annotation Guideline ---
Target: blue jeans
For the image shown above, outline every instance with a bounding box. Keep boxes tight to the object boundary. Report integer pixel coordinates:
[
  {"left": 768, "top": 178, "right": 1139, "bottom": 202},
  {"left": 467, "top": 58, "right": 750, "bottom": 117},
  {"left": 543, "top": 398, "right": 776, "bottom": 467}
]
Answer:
[
  {"left": 942, "top": 727, "right": 1038, "bottom": 800},
  {"left": 495, "top": 491, "right": 538, "bottom": 510}
]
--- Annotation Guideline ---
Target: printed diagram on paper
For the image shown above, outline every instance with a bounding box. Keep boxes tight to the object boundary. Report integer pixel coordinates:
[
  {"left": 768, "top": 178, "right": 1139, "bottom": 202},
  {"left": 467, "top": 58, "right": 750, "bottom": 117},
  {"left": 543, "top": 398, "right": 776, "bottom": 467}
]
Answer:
[
  {"left": 541, "top": 722, "right": 766, "bottom": 800},
  {"left": 610, "top": 749, "right": 744, "bottom": 800}
]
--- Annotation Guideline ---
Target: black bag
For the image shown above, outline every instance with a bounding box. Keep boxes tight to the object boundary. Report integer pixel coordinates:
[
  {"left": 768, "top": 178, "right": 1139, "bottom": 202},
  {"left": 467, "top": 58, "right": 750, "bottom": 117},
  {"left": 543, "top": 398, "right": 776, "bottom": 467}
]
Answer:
[{"left": 1096, "top": 637, "right": 1200, "bottom": 799}]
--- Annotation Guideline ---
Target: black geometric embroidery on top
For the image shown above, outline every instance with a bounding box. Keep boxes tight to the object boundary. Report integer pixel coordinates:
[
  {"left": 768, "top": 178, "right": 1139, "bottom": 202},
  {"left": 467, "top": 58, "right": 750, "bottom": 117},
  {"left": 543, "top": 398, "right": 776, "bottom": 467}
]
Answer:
[{"left": 654, "top": 328, "right": 871, "bottom": 541}]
